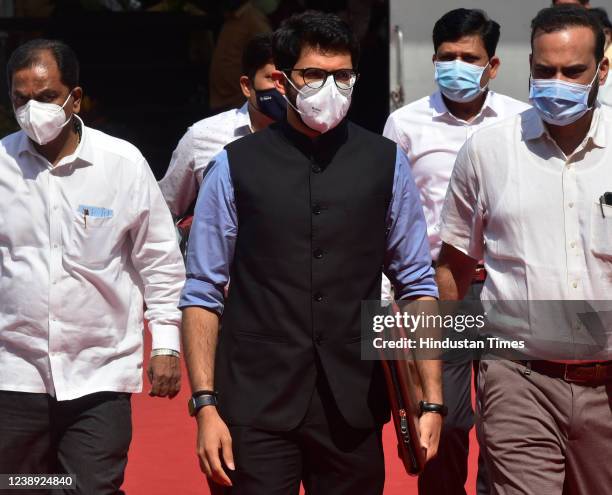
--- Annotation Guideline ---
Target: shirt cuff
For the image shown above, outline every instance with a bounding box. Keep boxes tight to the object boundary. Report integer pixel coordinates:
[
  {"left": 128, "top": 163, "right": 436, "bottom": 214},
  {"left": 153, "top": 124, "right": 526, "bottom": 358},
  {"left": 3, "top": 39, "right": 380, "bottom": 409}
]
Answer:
[
  {"left": 397, "top": 288, "right": 439, "bottom": 300},
  {"left": 179, "top": 278, "right": 224, "bottom": 315},
  {"left": 150, "top": 323, "right": 181, "bottom": 352}
]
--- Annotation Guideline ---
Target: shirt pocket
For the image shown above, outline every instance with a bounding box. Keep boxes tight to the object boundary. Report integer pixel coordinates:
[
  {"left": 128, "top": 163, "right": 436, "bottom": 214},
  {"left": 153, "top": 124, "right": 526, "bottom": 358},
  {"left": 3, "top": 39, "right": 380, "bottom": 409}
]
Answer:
[
  {"left": 591, "top": 201, "right": 612, "bottom": 260},
  {"left": 65, "top": 212, "right": 115, "bottom": 268}
]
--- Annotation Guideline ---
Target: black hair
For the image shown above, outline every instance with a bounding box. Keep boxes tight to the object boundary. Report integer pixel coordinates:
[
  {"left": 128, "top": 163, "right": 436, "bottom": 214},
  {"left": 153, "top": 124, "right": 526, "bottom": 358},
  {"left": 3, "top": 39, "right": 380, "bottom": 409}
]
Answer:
[
  {"left": 272, "top": 10, "right": 360, "bottom": 71},
  {"left": 531, "top": 6, "right": 605, "bottom": 61},
  {"left": 589, "top": 7, "right": 612, "bottom": 31},
  {"left": 552, "top": 0, "right": 589, "bottom": 6},
  {"left": 433, "top": 9, "right": 500, "bottom": 58},
  {"left": 241, "top": 33, "right": 274, "bottom": 81},
  {"left": 7, "top": 39, "right": 79, "bottom": 90}
]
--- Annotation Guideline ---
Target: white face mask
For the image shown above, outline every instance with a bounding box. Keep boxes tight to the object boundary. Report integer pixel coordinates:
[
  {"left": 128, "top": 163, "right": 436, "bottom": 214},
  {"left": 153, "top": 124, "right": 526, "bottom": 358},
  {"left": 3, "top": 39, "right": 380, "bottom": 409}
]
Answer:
[
  {"left": 284, "top": 74, "right": 352, "bottom": 133},
  {"left": 14, "top": 92, "right": 73, "bottom": 145}
]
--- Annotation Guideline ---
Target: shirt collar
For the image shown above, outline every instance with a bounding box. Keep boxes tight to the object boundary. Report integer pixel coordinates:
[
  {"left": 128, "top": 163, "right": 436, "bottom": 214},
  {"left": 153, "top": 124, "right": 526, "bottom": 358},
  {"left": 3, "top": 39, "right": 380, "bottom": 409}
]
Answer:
[
  {"left": 431, "top": 90, "right": 499, "bottom": 121},
  {"left": 17, "top": 115, "right": 96, "bottom": 168},
  {"left": 522, "top": 104, "right": 607, "bottom": 148},
  {"left": 236, "top": 102, "right": 253, "bottom": 134}
]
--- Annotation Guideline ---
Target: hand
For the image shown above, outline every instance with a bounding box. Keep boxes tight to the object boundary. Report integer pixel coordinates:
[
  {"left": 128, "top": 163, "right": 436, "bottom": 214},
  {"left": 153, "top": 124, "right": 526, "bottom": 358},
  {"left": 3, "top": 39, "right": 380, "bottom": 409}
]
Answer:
[
  {"left": 196, "top": 406, "right": 235, "bottom": 486},
  {"left": 419, "top": 412, "right": 443, "bottom": 463},
  {"left": 147, "top": 355, "right": 181, "bottom": 398}
]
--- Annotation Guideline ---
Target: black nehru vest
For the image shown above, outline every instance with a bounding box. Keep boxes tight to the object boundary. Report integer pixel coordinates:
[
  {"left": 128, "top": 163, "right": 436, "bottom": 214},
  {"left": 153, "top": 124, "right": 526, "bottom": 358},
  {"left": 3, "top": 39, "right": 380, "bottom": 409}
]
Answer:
[{"left": 215, "top": 119, "right": 397, "bottom": 430}]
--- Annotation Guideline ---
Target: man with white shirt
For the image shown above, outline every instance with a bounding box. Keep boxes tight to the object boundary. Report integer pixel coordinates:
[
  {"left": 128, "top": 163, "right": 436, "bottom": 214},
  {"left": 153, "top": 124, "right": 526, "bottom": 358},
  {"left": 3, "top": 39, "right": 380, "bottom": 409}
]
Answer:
[
  {"left": 438, "top": 5, "right": 612, "bottom": 494},
  {"left": 159, "top": 33, "right": 285, "bottom": 220},
  {"left": 0, "top": 39, "right": 185, "bottom": 494},
  {"left": 383, "top": 9, "right": 530, "bottom": 495}
]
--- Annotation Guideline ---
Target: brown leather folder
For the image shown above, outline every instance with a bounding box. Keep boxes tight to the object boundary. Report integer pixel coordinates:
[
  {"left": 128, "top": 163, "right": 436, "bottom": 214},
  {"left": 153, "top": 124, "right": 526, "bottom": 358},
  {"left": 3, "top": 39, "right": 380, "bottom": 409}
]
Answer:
[{"left": 380, "top": 352, "right": 425, "bottom": 475}]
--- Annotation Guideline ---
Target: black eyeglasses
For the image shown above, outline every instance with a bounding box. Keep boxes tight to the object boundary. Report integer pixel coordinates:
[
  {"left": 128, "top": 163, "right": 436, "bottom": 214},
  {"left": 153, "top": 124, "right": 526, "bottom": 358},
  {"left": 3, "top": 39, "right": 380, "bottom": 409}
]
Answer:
[{"left": 284, "top": 67, "right": 359, "bottom": 90}]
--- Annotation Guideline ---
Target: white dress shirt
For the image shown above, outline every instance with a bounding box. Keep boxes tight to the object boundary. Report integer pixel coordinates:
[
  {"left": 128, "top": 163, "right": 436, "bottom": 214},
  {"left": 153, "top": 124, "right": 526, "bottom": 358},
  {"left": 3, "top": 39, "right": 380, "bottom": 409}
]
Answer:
[
  {"left": 440, "top": 106, "right": 612, "bottom": 358},
  {"left": 0, "top": 117, "right": 185, "bottom": 401},
  {"left": 159, "top": 103, "right": 252, "bottom": 218},
  {"left": 383, "top": 90, "right": 531, "bottom": 261}
]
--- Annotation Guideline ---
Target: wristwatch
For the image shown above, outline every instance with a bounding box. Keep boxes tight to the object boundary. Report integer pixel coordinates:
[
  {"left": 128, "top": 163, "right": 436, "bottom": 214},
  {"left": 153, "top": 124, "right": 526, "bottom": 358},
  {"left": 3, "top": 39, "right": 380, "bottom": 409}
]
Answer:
[
  {"left": 419, "top": 400, "right": 448, "bottom": 417},
  {"left": 188, "top": 391, "right": 218, "bottom": 417}
]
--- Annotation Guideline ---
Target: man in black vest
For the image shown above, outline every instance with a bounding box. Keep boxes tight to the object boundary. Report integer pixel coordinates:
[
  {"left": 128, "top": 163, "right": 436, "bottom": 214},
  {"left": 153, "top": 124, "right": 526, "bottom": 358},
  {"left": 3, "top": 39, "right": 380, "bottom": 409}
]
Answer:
[{"left": 180, "top": 11, "right": 443, "bottom": 494}]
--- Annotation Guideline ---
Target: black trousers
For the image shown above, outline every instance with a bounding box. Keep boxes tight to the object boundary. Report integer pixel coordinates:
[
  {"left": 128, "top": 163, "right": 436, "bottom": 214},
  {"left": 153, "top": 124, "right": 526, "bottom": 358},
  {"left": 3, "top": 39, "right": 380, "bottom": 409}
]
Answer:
[
  {"left": 418, "top": 282, "right": 489, "bottom": 495},
  {"left": 0, "top": 391, "right": 132, "bottom": 495},
  {"left": 210, "top": 371, "right": 385, "bottom": 495}
]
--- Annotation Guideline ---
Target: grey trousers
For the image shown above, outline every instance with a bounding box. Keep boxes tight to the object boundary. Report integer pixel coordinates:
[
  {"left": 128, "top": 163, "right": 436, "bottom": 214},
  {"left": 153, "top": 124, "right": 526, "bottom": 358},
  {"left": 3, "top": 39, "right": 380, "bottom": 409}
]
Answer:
[
  {"left": 0, "top": 391, "right": 132, "bottom": 495},
  {"left": 477, "top": 360, "right": 612, "bottom": 495}
]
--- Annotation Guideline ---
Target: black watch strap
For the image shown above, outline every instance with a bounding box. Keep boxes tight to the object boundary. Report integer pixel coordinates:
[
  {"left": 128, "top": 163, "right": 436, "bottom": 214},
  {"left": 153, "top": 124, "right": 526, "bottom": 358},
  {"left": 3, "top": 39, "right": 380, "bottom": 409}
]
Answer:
[
  {"left": 193, "top": 389, "right": 218, "bottom": 398},
  {"left": 419, "top": 400, "right": 448, "bottom": 417},
  {"left": 188, "top": 394, "right": 218, "bottom": 417}
]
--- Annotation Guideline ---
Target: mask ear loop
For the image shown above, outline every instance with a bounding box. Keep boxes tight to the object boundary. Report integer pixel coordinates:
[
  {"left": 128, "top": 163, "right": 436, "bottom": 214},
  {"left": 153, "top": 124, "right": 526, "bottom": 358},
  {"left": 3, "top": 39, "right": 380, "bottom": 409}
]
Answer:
[
  {"left": 58, "top": 91, "right": 75, "bottom": 129},
  {"left": 281, "top": 72, "right": 306, "bottom": 116},
  {"left": 585, "top": 62, "right": 602, "bottom": 111},
  {"left": 479, "top": 61, "right": 491, "bottom": 93},
  {"left": 590, "top": 61, "right": 602, "bottom": 88},
  {"left": 60, "top": 91, "right": 73, "bottom": 109}
]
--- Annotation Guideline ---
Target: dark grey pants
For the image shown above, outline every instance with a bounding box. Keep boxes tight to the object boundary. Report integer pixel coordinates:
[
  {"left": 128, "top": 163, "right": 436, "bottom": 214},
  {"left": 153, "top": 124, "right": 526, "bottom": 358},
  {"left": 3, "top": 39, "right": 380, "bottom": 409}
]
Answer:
[
  {"left": 209, "top": 371, "right": 385, "bottom": 495},
  {"left": 0, "top": 391, "right": 132, "bottom": 495},
  {"left": 418, "top": 281, "right": 490, "bottom": 495}
]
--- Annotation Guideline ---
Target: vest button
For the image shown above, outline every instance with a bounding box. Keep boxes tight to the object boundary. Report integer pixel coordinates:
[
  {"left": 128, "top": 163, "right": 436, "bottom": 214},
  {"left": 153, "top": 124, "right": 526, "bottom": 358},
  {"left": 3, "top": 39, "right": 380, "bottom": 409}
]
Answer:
[
  {"left": 312, "top": 204, "right": 322, "bottom": 215},
  {"left": 312, "top": 165, "right": 322, "bottom": 174},
  {"left": 313, "top": 248, "right": 324, "bottom": 259},
  {"left": 313, "top": 292, "right": 324, "bottom": 302},
  {"left": 314, "top": 333, "right": 323, "bottom": 345}
]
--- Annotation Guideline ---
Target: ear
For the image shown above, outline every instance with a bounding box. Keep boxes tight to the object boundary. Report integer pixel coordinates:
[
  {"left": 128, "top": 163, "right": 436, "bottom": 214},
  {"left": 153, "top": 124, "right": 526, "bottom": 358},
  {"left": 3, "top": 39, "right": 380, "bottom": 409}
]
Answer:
[
  {"left": 71, "top": 87, "right": 83, "bottom": 114},
  {"left": 529, "top": 53, "right": 533, "bottom": 73},
  {"left": 599, "top": 56, "right": 609, "bottom": 86},
  {"left": 488, "top": 56, "right": 501, "bottom": 80},
  {"left": 271, "top": 69, "right": 287, "bottom": 96},
  {"left": 239, "top": 75, "right": 252, "bottom": 99},
  {"left": 432, "top": 53, "right": 437, "bottom": 65}
]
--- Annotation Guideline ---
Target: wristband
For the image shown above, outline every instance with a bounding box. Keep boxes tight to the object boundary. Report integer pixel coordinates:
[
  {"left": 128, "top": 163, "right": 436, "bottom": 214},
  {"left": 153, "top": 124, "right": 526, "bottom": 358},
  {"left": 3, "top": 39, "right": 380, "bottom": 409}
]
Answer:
[
  {"left": 419, "top": 400, "right": 448, "bottom": 417},
  {"left": 151, "top": 348, "right": 180, "bottom": 358}
]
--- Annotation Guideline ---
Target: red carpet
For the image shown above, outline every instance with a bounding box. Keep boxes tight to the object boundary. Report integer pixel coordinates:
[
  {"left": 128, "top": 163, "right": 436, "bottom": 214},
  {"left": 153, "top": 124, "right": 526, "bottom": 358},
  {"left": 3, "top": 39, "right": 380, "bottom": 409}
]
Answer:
[{"left": 123, "top": 334, "right": 478, "bottom": 494}]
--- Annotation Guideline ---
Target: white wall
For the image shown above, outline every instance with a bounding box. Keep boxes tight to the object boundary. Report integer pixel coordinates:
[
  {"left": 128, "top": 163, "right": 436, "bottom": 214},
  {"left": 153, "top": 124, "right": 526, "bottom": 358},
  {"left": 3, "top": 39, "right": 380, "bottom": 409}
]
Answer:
[{"left": 389, "top": 0, "right": 552, "bottom": 110}]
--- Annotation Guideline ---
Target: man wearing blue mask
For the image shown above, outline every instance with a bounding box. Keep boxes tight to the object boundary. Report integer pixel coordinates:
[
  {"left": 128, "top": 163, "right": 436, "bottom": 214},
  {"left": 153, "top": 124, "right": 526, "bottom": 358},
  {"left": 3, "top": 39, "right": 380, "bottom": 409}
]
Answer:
[
  {"left": 438, "top": 5, "right": 611, "bottom": 494},
  {"left": 383, "top": 8, "right": 530, "bottom": 495},
  {"left": 180, "top": 11, "right": 442, "bottom": 494},
  {"left": 159, "top": 33, "right": 285, "bottom": 221}
]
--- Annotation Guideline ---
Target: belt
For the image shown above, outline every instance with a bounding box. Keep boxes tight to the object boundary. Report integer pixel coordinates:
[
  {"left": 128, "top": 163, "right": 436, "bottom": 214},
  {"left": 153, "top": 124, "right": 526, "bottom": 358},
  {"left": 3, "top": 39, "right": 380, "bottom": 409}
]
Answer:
[
  {"left": 472, "top": 265, "right": 486, "bottom": 283},
  {"left": 514, "top": 360, "right": 612, "bottom": 384}
]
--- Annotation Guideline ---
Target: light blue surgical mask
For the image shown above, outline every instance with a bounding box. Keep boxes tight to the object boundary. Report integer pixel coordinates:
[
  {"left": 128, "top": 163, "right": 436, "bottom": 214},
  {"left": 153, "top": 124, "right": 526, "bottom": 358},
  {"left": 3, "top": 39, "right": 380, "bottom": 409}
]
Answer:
[
  {"left": 434, "top": 60, "right": 489, "bottom": 103},
  {"left": 529, "top": 67, "right": 600, "bottom": 126}
]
